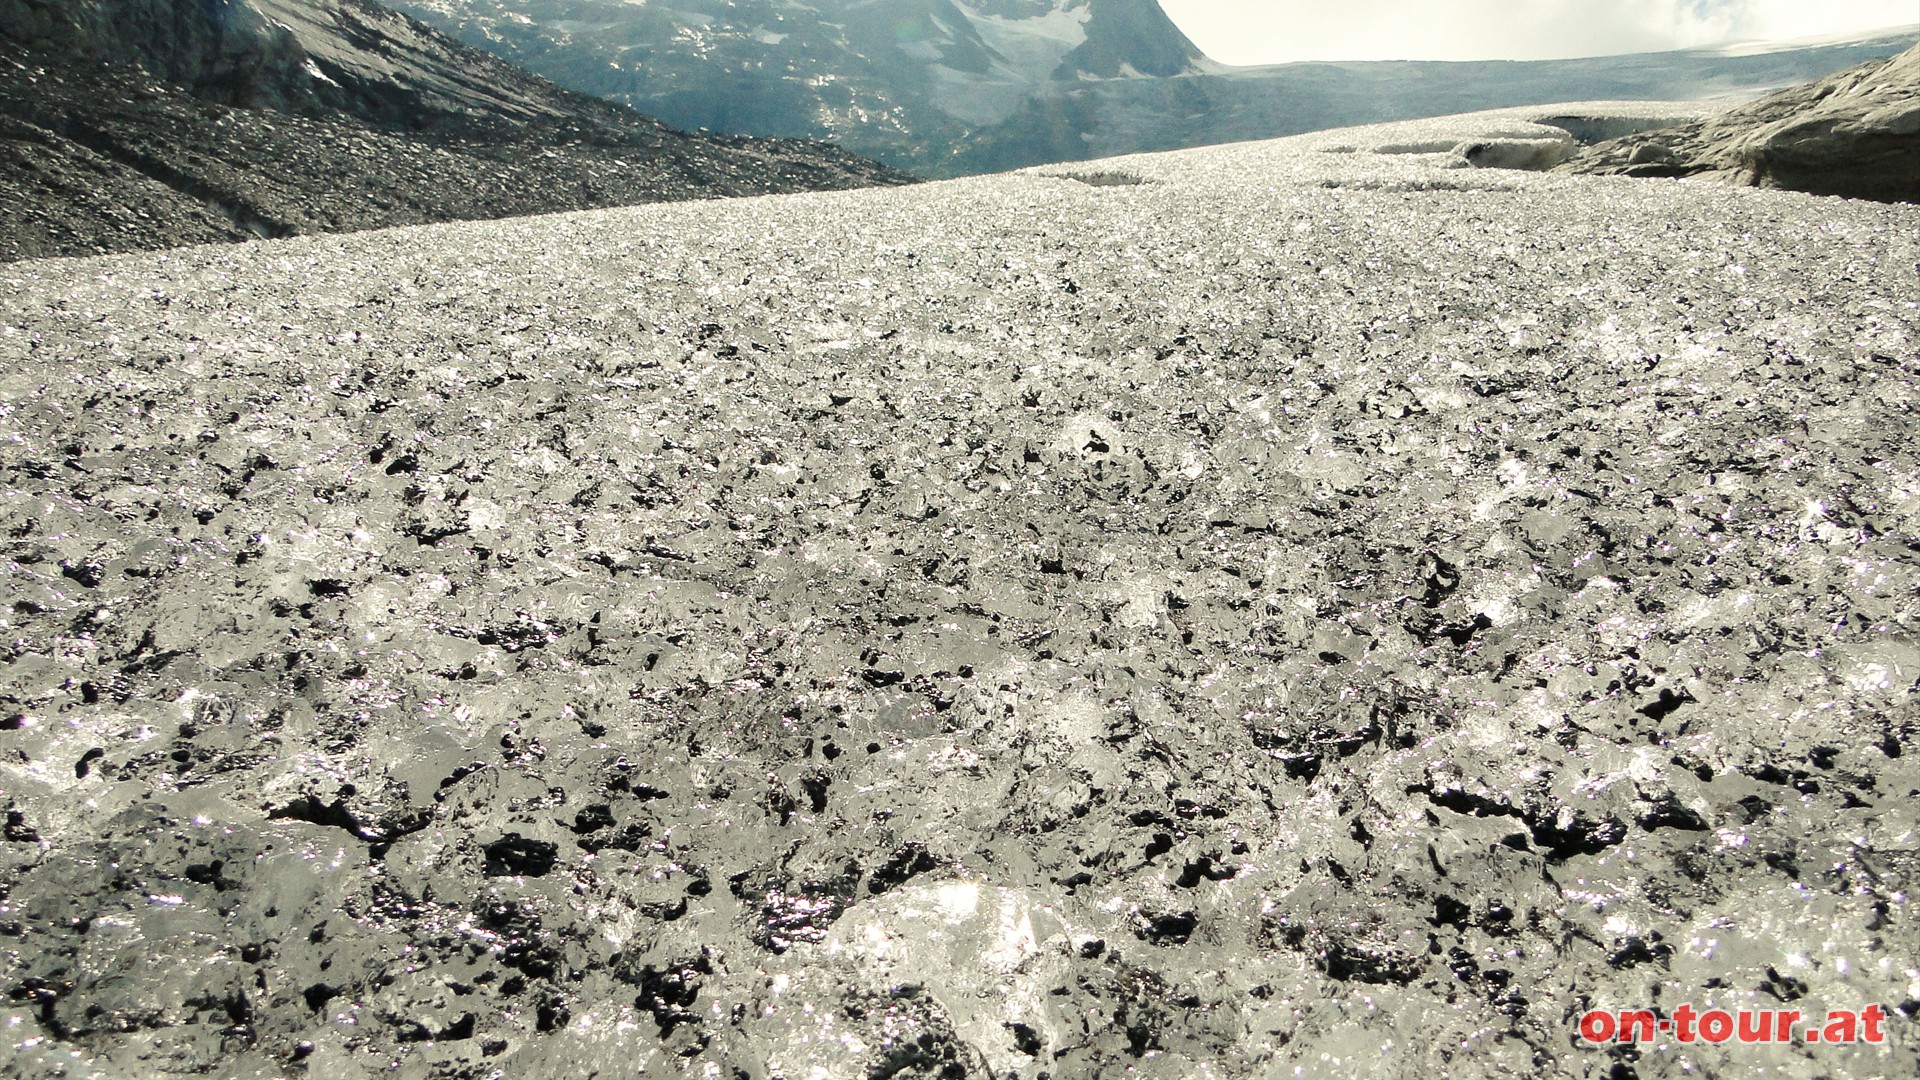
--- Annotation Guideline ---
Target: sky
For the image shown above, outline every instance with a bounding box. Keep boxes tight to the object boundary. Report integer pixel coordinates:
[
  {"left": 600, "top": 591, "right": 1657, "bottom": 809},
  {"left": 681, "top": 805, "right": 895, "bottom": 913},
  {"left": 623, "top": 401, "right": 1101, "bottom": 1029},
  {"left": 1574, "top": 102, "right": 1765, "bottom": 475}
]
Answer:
[{"left": 1158, "top": 0, "right": 1919, "bottom": 66}]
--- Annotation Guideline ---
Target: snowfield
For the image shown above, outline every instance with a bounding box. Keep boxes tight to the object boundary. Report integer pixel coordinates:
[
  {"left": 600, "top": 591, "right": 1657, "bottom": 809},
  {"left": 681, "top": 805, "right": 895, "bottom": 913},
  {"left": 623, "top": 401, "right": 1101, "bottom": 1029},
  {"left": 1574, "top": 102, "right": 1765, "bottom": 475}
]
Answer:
[{"left": 2, "top": 106, "right": 1918, "bottom": 1079}]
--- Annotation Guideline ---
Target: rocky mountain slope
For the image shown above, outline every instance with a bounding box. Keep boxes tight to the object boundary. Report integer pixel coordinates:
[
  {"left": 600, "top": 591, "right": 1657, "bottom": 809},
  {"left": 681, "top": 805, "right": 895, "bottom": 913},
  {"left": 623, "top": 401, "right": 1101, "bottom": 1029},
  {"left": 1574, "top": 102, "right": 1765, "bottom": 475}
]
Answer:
[
  {"left": 1562, "top": 40, "right": 1920, "bottom": 201},
  {"left": 2, "top": 104, "right": 1916, "bottom": 1078},
  {"left": 0, "top": 0, "right": 910, "bottom": 261},
  {"left": 390, "top": 0, "right": 1916, "bottom": 175},
  {"left": 390, "top": 0, "right": 1208, "bottom": 175}
]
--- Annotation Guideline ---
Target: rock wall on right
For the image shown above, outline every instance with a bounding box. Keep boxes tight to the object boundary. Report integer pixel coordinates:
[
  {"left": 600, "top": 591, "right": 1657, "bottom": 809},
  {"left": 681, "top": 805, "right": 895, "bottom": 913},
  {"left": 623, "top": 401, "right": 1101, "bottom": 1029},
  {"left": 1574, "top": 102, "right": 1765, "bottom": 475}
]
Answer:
[{"left": 1560, "top": 39, "right": 1920, "bottom": 201}]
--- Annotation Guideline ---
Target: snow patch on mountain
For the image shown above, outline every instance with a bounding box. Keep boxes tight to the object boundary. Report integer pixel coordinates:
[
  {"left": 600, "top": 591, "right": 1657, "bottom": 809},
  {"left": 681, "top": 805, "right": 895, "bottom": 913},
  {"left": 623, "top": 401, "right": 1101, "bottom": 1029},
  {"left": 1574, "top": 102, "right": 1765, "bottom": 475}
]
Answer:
[
  {"left": 965, "top": 0, "right": 1090, "bottom": 54},
  {"left": 925, "top": 0, "right": 1091, "bottom": 124}
]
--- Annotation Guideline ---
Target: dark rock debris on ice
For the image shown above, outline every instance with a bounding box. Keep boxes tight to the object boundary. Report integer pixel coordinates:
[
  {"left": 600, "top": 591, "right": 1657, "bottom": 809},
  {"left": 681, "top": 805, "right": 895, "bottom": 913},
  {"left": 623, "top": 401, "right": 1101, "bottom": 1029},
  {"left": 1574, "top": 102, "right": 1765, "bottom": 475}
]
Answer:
[{"left": 1, "top": 106, "right": 1918, "bottom": 1078}]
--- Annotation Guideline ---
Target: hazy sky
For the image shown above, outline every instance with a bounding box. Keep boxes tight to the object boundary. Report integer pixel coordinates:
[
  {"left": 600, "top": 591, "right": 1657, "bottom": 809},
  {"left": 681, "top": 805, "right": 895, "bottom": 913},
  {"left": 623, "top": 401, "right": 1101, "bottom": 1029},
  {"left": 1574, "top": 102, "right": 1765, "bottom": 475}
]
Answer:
[{"left": 1159, "top": 0, "right": 1919, "bottom": 66}]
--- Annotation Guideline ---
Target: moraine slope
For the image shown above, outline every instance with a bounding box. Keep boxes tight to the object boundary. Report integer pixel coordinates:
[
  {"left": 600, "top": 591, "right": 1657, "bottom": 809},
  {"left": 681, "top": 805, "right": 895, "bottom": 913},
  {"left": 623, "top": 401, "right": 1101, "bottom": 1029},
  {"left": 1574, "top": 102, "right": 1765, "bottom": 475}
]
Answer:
[{"left": 0, "top": 0, "right": 911, "bottom": 261}]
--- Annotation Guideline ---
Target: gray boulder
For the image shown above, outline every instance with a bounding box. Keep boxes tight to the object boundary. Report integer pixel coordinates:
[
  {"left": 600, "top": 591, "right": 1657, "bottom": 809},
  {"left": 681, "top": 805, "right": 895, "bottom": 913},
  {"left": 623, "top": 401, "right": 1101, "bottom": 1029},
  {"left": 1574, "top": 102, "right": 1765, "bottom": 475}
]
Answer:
[{"left": 1562, "top": 39, "right": 1920, "bottom": 200}]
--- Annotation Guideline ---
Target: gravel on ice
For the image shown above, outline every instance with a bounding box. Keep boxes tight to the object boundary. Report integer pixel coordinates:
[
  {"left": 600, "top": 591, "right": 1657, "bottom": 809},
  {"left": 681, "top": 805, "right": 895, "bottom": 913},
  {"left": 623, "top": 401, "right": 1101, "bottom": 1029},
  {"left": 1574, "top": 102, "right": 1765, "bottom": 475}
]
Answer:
[{"left": 2, "top": 104, "right": 1918, "bottom": 1078}]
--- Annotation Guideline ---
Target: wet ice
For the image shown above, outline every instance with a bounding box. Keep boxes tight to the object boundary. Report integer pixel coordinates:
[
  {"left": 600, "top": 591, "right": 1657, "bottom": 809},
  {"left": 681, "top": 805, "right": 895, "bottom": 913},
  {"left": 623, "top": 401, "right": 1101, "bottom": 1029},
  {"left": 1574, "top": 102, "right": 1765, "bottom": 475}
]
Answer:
[{"left": 1, "top": 104, "right": 1917, "bottom": 1078}]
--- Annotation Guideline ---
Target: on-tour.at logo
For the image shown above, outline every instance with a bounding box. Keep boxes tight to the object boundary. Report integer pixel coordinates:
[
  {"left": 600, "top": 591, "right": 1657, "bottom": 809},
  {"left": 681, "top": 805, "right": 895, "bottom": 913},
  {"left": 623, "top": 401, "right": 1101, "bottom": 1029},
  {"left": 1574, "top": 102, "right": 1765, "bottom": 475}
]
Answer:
[{"left": 1578, "top": 1004, "right": 1892, "bottom": 1045}]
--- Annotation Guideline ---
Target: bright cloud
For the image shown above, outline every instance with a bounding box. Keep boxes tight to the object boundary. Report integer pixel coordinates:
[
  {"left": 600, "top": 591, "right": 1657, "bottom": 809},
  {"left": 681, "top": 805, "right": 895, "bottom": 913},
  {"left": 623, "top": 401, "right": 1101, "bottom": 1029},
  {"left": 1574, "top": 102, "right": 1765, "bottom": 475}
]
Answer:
[{"left": 1160, "top": 0, "right": 1918, "bottom": 65}]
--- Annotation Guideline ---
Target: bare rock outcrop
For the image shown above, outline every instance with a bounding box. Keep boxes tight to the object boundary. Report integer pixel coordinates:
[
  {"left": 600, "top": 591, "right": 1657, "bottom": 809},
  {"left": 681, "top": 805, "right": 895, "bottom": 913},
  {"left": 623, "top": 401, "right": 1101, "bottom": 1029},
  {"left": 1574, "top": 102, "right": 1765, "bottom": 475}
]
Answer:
[{"left": 1561, "top": 39, "right": 1920, "bottom": 200}]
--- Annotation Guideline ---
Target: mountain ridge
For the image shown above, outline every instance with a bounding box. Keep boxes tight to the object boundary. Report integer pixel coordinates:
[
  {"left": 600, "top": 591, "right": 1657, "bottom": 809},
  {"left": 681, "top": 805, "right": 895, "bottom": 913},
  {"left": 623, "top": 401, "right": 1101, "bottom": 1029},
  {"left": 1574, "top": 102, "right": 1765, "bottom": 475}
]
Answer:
[
  {"left": 0, "top": 0, "right": 912, "bottom": 260},
  {"left": 1055, "top": 0, "right": 1203, "bottom": 79},
  {"left": 390, "top": 0, "right": 1916, "bottom": 176}
]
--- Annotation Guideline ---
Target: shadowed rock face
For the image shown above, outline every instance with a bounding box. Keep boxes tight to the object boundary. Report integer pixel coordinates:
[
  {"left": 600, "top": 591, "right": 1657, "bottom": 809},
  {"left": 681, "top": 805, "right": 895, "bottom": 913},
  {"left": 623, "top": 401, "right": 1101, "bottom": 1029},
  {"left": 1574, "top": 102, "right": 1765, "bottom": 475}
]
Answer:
[
  {"left": 0, "top": 0, "right": 912, "bottom": 260},
  {"left": 1561, "top": 40, "right": 1920, "bottom": 201}
]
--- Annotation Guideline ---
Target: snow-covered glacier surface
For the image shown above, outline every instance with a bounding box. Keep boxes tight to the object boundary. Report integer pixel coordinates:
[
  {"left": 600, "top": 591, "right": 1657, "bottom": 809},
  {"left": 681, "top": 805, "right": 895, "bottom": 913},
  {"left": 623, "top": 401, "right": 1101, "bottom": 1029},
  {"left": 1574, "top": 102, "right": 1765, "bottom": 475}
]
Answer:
[{"left": 2, "top": 106, "right": 1917, "bottom": 1078}]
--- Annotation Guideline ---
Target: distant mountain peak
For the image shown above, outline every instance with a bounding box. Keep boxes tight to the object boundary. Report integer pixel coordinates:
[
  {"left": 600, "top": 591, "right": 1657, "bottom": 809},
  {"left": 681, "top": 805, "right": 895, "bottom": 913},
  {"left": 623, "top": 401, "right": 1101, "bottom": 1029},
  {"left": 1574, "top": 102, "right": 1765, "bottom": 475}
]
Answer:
[{"left": 1054, "top": 0, "right": 1204, "bottom": 79}]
